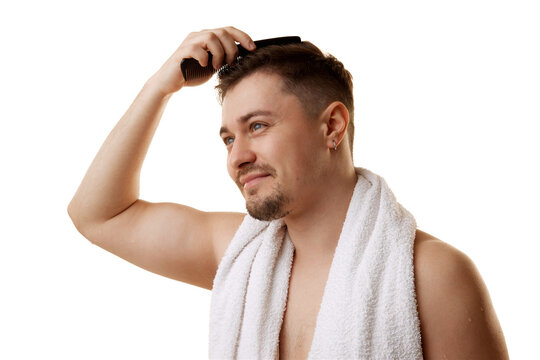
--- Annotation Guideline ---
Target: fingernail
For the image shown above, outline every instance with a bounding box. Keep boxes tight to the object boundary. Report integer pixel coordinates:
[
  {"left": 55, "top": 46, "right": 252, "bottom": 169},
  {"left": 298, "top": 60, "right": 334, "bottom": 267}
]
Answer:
[{"left": 249, "top": 41, "right": 256, "bottom": 50}]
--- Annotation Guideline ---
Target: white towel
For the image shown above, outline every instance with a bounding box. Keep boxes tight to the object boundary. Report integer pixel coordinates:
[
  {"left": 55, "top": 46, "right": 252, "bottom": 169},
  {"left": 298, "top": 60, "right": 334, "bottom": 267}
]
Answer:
[{"left": 209, "top": 167, "right": 424, "bottom": 359}]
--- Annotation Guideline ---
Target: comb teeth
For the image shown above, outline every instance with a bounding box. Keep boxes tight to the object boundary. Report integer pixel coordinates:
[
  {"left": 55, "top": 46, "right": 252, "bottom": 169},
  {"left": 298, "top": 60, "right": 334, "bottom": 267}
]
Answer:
[
  {"left": 180, "top": 55, "right": 219, "bottom": 83},
  {"left": 180, "top": 36, "right": 301, "bottom": 83}
]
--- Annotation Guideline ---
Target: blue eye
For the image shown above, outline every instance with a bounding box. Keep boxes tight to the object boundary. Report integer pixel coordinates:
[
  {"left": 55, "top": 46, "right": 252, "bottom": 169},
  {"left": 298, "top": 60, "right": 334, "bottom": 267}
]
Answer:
[
  {"left": 224, "top": 137, "right": 234, "bottom": 145},
  {"left": 252, "top": 123, "right": 265, "bottom": 131}
]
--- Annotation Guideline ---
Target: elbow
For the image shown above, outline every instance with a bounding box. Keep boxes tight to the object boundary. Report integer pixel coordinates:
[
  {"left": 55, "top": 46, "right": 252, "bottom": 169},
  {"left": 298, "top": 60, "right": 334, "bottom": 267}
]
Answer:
[
  {"left": 67, "top": 199, "right": 114, "bottom": 245},
  {"left": 67, "top": 200, "right": 77, "bottom": 227},
  {"left": 67, "top": 199, "right": 82, "bottom": 228},
  {"left": 67, "top": 200, "right": 93, "bottom": 241},
  {"left": 67, "top": 200, "right": 83, "bottom": 234}
]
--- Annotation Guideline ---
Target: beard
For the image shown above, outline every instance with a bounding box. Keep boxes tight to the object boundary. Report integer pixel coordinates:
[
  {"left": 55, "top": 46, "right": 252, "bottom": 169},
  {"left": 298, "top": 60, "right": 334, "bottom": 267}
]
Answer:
[
  {"left": 245, "top": 182, "right": 291, "bottom": 221},
  {"left": 235, "top": 164, "right": 291, "bottom": 221}
]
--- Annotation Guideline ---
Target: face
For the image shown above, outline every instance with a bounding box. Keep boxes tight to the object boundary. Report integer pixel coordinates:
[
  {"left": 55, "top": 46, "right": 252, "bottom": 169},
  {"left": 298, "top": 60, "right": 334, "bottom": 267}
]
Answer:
[{"left": 220, "top": 71, "right": 326, "bottom": 221}]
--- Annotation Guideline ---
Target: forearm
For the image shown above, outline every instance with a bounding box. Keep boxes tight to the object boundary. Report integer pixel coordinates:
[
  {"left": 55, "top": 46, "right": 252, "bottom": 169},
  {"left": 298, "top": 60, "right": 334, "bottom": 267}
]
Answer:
[
  {"left": 68, "top": 27, "right": 256, "bottom": 235},
  {"left": 68, "top": 79, "right": 172, "bottom": 230}
]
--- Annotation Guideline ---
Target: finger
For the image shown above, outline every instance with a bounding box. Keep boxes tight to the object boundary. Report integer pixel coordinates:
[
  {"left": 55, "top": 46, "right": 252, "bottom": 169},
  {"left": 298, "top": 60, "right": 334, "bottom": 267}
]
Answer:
[
  {"left": 187, "top": 43, "right": 211, "bottom": 68},
  {"left": 220, "top": 26, "right": 256, "bottom": 51},
  {"left": 201, "top": 32, "right": 226, "bottom": 69},
  {"left": 212, "top": 29, "right": 239, "bottom": 65}
]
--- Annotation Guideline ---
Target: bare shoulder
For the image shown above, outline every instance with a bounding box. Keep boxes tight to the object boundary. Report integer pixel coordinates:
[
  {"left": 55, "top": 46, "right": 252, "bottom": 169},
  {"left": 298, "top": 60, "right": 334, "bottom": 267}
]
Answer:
[
  {"left": 413, "top": 229, "right": 509, "bottom": 359},
  {"left": 205, "top": 211, "right": 246, "bottom": 267}
]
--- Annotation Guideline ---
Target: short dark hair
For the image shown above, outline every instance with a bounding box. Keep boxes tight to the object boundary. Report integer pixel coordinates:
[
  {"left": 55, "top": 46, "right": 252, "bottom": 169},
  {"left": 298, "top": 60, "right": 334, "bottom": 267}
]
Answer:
[{"left": 215, "top": 41, "right": 355, "bottom": 154}]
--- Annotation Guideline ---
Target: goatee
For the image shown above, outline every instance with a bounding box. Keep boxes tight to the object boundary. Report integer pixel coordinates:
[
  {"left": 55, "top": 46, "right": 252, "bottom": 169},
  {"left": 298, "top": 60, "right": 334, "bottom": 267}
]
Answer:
[
  {"left": 246, "top": 184, "right": 290, "bottom": 221},
  {"left": 235, "top": 164, "right": 291, "bottom": 221}
]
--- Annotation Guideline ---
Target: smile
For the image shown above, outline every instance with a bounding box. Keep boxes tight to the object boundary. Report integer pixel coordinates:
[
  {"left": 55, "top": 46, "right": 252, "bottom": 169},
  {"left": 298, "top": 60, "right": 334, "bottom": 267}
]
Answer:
[{"left": 241, "top": 174, "right": 271, "bottom": 190}]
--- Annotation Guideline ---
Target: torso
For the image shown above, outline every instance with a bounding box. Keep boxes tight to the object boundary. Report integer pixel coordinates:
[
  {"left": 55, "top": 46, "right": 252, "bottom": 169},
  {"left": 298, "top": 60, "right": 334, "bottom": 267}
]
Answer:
[
  {"left": 276, "top": 229, "right": 440, "bottom": 360},
  {"left": 212, "top": 223, "right": 438, "bottom": 359},
  {"left": 278, "top": 251, "right": 333, "bottom": 360}
]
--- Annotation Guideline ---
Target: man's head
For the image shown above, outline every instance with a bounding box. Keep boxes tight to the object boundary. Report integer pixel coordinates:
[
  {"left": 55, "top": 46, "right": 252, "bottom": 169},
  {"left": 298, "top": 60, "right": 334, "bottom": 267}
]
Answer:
[
  {"left": 216, "top": 41, "right": 355, "bottom": 154},
  {"left": 217, "top": 42, "right": 355, "bottom": 221}
]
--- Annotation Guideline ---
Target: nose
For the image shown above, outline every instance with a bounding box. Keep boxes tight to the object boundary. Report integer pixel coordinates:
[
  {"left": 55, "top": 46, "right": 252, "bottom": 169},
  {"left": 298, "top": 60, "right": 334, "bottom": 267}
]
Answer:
[{"left": 228, "top": 136, "right": 256, "bottom": 171}]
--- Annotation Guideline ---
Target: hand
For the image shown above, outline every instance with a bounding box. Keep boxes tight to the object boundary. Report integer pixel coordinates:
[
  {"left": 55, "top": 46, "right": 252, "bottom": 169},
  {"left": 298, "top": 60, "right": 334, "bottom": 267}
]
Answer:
[{"left": 147, "top": 26, "right": 256, "bottom": 96}]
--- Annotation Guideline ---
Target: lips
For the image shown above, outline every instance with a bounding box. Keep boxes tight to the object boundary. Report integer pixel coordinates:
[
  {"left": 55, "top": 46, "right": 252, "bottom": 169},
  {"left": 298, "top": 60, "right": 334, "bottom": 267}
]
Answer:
[{"left": 240, "top": 173, "right": 270, "bottom": 189}]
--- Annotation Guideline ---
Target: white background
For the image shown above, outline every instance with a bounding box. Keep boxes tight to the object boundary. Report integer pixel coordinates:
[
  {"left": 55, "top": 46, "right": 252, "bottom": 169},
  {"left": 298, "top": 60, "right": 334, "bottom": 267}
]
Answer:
[{"left": 1, "top": 0, "right": 538, "bottom": 358}]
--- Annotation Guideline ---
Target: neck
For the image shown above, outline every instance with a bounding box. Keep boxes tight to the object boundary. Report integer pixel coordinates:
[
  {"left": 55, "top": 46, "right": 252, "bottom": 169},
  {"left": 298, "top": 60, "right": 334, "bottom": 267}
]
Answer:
[{"left": 283, "top": 163, "right": 357, "bottom": 264}]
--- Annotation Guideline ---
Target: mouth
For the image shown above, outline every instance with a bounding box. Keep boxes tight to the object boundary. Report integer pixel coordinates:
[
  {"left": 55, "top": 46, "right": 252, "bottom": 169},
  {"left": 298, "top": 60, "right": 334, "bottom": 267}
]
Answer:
[{"left": 240, "top": 173, "right": 271, "bottom": 190}]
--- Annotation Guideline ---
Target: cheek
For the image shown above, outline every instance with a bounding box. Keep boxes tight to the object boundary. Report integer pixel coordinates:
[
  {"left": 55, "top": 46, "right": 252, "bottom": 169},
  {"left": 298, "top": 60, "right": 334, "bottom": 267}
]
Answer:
[
  {"left": 275, "top": 139, "right": 315, "bottom": 181},
  {"left": 256, "top": 136, "right": 285, "bottom": 162},
  {"left": 294, "top": 137, "right": 326, "bottom": 181}
]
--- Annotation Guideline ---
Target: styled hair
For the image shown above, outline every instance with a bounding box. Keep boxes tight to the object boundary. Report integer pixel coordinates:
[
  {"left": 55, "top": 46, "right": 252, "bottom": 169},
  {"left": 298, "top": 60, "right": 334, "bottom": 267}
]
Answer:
[{"left": 215, "top": 41, "right": 355, "bottom": 154}]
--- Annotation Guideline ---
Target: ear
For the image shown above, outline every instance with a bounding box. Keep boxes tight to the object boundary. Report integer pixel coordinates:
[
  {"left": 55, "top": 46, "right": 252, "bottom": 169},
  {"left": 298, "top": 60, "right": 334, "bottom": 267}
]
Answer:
[{"left": 320, "top": 101, "right": 349, "bottom": 150}]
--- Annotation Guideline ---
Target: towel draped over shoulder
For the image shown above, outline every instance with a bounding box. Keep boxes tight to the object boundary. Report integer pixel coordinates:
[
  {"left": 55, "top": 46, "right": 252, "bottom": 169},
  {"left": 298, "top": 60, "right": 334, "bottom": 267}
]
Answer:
[{"left": 209, "top": 167, "right": 424, "bottom": 359}]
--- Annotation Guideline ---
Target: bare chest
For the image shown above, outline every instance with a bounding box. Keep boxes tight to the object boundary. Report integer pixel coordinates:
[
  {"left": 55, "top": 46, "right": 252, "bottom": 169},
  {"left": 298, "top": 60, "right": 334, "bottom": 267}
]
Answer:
[{"left": 278, "top": 259, "right": 332, "bottom": 360}]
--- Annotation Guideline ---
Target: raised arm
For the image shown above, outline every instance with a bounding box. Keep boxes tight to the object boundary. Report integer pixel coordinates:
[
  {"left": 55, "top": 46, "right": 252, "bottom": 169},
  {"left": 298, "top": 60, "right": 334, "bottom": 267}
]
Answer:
[{"left": 67, "top": 27, "right": 255, "bottom": 290}]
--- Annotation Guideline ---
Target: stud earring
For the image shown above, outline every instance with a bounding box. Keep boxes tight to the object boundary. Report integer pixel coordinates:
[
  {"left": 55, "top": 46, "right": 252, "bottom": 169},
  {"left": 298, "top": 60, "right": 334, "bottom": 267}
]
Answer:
[{"left": 333, "top": 140, "right": 337, "bottom": 151}]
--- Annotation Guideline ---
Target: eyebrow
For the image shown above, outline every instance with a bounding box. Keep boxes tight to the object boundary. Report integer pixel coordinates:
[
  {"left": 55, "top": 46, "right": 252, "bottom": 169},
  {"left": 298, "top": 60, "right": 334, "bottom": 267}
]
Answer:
[{"left": 219, "top": 110, "right": 275, "bottom": 136}]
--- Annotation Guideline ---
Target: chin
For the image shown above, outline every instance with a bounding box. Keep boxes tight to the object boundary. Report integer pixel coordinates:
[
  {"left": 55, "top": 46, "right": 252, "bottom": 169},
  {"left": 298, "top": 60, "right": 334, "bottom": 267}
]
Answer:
[
  {"left": 245, "top": 191, "right": 290, "bottom": 221},
  {"left": 247, "top": 207, "right": 289, "bottom": 221}
]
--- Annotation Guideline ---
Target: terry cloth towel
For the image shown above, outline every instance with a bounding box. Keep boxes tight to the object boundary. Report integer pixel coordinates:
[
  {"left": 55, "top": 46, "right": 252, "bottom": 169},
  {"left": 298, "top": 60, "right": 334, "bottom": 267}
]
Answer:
[{"left": 209, "top": 167, "right": 424, "bottom": 359}]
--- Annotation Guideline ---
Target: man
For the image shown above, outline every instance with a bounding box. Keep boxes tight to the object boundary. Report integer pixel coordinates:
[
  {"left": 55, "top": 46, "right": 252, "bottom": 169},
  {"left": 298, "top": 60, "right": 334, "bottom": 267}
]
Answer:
[{"left": 68, "top": 27, "right": 509, "bottom": 359}]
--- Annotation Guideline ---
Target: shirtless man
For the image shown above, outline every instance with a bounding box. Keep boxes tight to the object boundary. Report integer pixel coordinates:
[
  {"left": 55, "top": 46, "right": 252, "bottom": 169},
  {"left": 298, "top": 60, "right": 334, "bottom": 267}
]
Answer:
[{"left": 68, "top": 26, "right": 509, "bottom": 359}]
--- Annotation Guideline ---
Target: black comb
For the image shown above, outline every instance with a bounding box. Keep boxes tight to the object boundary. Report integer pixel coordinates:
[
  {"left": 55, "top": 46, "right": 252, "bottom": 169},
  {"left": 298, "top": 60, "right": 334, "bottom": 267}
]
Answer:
[{"left": 180, "top": 36, "right": 301, "bottom": 83}]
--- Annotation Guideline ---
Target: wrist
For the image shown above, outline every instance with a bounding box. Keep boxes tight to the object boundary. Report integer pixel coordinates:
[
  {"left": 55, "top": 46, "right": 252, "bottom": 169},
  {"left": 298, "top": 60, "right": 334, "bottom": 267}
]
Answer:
[
  {"left": 139, "top": 79, "right": 174, "bottom": 106},
  {"left": 144, "top": 72, "right": 183, "bottom": 100}
]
